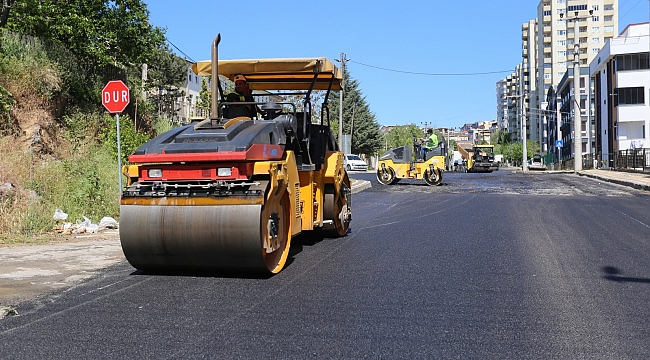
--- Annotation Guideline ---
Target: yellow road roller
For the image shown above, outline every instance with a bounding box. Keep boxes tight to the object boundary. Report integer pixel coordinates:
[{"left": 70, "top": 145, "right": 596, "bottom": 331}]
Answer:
[
  {"left": 376, "top": 138, "right": 447, "bottom": 186},
  {"left": 119, "top": 34, "right": 351, "bottom": 274}
]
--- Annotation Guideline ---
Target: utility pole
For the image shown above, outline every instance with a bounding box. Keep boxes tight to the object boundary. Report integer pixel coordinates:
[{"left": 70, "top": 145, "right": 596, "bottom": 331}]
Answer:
[
  {"left": 561, "top": 10, "right": 593, "bottom": 173},
  {"left": 421, "top": 121, "right": 431, "bottom": 133},
  {"left": 519, "top": 65, "right": 528, "bottom": 171},
  {"left": 556, "top": 94, "right": 562, "bottom": 169},
  {"left": 336, "top": 53, "right": 350, "bottom": 150}
]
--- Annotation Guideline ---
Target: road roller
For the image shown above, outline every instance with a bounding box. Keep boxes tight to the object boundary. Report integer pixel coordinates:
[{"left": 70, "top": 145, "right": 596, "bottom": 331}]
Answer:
[
  {"left": 119, "top": 34, "right": 351, "bottom": 274},
  {"left": 376, "top": 137, "right": 447, "bottom": 186}
]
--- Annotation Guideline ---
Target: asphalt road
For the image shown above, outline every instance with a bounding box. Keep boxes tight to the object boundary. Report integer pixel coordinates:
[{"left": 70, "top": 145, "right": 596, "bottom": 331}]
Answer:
[{"left": 2, "top": 168, "right": 650, "bottom": 359}]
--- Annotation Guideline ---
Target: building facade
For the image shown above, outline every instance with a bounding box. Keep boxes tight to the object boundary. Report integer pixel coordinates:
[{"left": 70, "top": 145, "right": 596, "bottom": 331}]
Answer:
[
  {"left": 590, "top": 22, "right": 650, "bottom": 166},
  {"left": 536, "top": 0, "right": 619, "bottom": 155}
]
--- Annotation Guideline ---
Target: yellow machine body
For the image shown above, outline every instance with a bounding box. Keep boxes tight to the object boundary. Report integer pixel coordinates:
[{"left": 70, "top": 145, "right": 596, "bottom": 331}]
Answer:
[{"left": 118, "top": 34, "right": 350, "bottom": 275}]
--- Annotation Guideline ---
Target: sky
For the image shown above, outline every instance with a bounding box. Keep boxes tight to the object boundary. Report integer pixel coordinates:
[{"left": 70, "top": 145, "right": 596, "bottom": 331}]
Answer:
[{"left": 144, "top": 0, "right": 650, "bottom": 129}]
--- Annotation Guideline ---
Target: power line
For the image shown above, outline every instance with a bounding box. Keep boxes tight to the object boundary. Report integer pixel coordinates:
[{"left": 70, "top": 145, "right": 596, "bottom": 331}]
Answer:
[
  {"left": 349, "top": 60, "right": 513, "bottom": 76},
  {"left": 619, "top": 0, "right": 645, "bottom": 22},
  {"left": 167, "top": 39, "right": 195, "bottom": 63}
]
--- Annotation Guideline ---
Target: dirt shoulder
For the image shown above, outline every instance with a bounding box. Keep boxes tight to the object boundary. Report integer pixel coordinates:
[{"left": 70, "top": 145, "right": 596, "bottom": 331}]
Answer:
[{"left": 0, "top": 230, "right": 125, "bottom": 308}]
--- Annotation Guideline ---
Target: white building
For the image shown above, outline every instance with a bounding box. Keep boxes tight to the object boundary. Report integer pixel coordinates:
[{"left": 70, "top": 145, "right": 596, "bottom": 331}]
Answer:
[{"left": 590, "top": 22, "right": 650, "bottom": 165}]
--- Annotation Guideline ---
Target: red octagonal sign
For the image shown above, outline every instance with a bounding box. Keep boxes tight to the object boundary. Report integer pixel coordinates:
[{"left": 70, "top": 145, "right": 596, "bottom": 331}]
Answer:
[{"left": 102, "top": 80, "right": 130, "bottom": 113}]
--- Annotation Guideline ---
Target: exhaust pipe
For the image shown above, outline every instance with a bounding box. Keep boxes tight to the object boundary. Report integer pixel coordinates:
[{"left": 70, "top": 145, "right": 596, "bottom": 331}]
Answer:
[{"left": 211, "top": 34, "right": 221, "bottom": 120}]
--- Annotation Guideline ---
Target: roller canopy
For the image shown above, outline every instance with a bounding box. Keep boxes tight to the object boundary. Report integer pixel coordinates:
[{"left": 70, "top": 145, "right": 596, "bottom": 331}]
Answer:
[{"left": 191, "top": 58, "right": 343, "bottom": 91}]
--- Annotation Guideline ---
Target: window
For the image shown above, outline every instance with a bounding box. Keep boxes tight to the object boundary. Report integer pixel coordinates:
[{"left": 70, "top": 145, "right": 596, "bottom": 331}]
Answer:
[
  {"left": 557, "top": 40, "right": 566, "bottom": 46},
  {"left": 558, "top": 72, "right": 565, "bottom": 78},
  {"left": 557, "top": 19, "right": 565, "bottom": 25},
  {"left": 592, "top": 27, "right": 600, "bottom": 33},
  {"left": 579, "top": 26, "right": 587, "bottom": 33},
  {"left": 616, "top": 53, "right": 650, "bottom": 71},
  {"left": 557, "top": 62, "right": 566, "bottom": 68},
  {"left": 558, "top": 50, "right": 566, "bottom": 57},
  {"left": 557, "top": 9, "right": 565, "bottom": 14},
  {"left": 592, "top": 48, "right": 599, "bottom": 54},
  {"left": 604, "top": 26, "right": 614, "bottom": 32},
  {"left": 543, "top": 10, "right": 552, "bottom": 16},
  {"left": 616, "top": 87, "right": 645, "bottom": 105},
  {"left": 592, "top": 5, "right": 599, "bottom": 11},
  {"left": 567, "top": 4, "right": 588, "bottom": 11},
  {"left": 557, "top": 0, "right": 565, "bottom": 3},
  {"left": 604, "top": 5, "right": 614, "bottom": 11},
  {"left": 592, "top": 16, "right": 599, "bottom": 21},
  {"left": 604, "top": 16, "right": 613, "bottom": 21},
  {"left": 592, "top": 37, "right": 600, "bottom": 44},
  {"left": 558, "top": 29, "right": 566, "bottom": 35},
  {"left": 544, "top": 73, "right": 552, "bottom": 79}
]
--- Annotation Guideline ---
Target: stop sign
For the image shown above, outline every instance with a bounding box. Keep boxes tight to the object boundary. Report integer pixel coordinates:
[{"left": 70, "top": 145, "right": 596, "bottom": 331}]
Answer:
[{"left": 102, "top": 80, "right": 130, "bottom": 113}]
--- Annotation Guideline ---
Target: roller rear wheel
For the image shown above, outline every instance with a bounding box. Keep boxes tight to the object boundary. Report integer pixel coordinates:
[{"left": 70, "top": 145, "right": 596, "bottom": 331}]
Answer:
[
  {"left": 423, "top": 167, "right": 443, "bottom": 186},
  {"left": 323, "top": 183, "right": 351, "bottom": 237},
  {"left": 377, "top": 166, "right": 396, "bottom": 185}
]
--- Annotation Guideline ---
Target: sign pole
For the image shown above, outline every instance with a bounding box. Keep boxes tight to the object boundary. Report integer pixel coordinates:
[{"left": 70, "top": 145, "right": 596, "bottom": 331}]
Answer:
[
  {"left": 116, "top": 113, "right": 122, "bottom": 192},
  {"left": 101, "top": 80, "right": 130, "bottom": 195}
]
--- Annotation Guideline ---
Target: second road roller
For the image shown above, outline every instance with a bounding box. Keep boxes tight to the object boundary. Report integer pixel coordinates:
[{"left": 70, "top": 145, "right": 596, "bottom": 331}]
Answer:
[{"left": 119, "top": 34, "right": 351, "bottom": 274}]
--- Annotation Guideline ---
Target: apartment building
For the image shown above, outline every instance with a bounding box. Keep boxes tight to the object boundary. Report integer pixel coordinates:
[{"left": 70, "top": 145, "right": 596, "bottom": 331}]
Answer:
[
  {"left": 590, "top": 22, "right": 650, "bottom": 166},
  {"left": 554, "top": 66, "right": 593, "bottom": 162},
  {"left": 522, "top": 19, "right": 540, "bottom": 150},
  {"left": 496, "top": 78, "right": 509, "bottom": 131},
  {"left": 536, "top": 0, "right": 619, "bottom": 155}
]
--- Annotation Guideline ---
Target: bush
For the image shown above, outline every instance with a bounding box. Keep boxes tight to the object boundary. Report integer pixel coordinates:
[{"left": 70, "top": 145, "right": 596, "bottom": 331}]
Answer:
[{"left": 101, "top": 114, "right": 150, "bottom": 165}]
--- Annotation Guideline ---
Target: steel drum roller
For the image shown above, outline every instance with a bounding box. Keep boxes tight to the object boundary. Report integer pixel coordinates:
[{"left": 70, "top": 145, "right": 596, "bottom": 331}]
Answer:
[{"left": 119, "top": 204, "right": 289, "bottom": 273}]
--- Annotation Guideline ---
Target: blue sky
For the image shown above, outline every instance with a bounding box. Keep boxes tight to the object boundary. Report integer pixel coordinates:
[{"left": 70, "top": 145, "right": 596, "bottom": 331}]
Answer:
[{"left": 145, "top": 0, "right": 649, "bottom": 129}]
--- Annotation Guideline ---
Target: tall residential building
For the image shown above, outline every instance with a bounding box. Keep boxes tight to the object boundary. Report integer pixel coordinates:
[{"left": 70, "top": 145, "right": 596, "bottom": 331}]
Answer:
[
  {"left": 590, "top": 23, "right": 650, "bottom": 167},
  {"left": 496, "top": 78, "right": 508, "bottom": 131},
  {"left": 536, "top": 0, "right": 619, "bottom": 153},
  {"left": 522, "top": 20, "right": 540, "bottom": 150}
]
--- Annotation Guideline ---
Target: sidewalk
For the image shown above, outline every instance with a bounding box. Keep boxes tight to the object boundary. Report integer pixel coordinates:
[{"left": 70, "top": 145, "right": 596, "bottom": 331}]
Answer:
[
  {"left": 0, "top": 231, "right": 124, "bottom": 311},
  {"left": 578, "top": 169, "right": 650, "bottom": 192}
]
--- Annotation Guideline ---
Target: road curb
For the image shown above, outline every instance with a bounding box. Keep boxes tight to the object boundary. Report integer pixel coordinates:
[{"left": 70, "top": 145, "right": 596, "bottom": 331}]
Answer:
[
  {"left": 578, "top": 171, "right": 650, "bottom": 192},
  {"left": 351, "top": 179, "right": 371, "bottom": 194}
]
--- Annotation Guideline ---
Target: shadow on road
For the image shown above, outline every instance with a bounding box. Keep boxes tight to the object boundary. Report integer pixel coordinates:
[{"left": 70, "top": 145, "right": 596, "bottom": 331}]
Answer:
[{"left": 602, "top": 266, "right": 650, "bottom": 284}]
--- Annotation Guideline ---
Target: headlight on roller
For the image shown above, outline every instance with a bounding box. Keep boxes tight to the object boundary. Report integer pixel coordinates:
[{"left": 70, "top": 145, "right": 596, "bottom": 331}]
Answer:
[
  {"left": 217, "top": 168, "right": 232, "bottom": 177},
  {"left": 148, "top": 169, "right": 162, "bottom": 178}
]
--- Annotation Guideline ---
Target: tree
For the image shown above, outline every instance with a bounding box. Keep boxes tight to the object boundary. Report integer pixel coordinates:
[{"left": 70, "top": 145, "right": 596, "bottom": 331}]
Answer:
[
  {"left": 385, "top": 124, "right": 421, "bottom": 151},
  {"left": 0, "top": 0, "right": 15, "bottom": 28},
  {"left": 491, "top": 129, "right": 511, "bottom": 145},
  {"left": 329, "top": 70, "right": 382, "bottom": 155},
  {"left": 4, "top": 0, "right": 165, "bottom": 68},
  {"left": 145, "top": 44, "right": 187, "bottom": 121},
  {"left": 196, "top": 77, "right": 211, "bottom": 115}
]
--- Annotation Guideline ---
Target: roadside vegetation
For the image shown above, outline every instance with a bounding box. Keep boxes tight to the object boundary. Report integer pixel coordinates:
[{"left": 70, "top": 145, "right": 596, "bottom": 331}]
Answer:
[
  {"left": 0, "top": 1, "right": 384, "bottom": 241},
  {"left": 0, "top": 1, "right": 184, "bottom": 241}
]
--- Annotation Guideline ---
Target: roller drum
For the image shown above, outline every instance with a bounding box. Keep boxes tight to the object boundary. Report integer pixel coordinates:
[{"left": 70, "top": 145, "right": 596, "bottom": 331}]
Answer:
[{"left": 120, "top": 204, "right": 271, "bottom": 272}]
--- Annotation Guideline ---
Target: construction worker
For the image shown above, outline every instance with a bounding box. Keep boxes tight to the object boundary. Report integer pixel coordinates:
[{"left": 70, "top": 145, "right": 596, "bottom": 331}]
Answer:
[
  {"left": 226, "top": 74, "right": 264, "bottom": 118},
  {"left": 420, "top": 128, "right": 438, "bottom": 160}
]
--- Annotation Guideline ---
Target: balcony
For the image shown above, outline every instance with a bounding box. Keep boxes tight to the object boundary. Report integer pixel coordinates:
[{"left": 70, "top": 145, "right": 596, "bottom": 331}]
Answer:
[
  {"left": 522, "top": 49, "right": 528, "bottom": 57},
  {"left": 544, "top": 36, "right": 552, "bottom": 43},
  {"left": 522, "top": 30, "right": 529, "bottom": 39}
]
